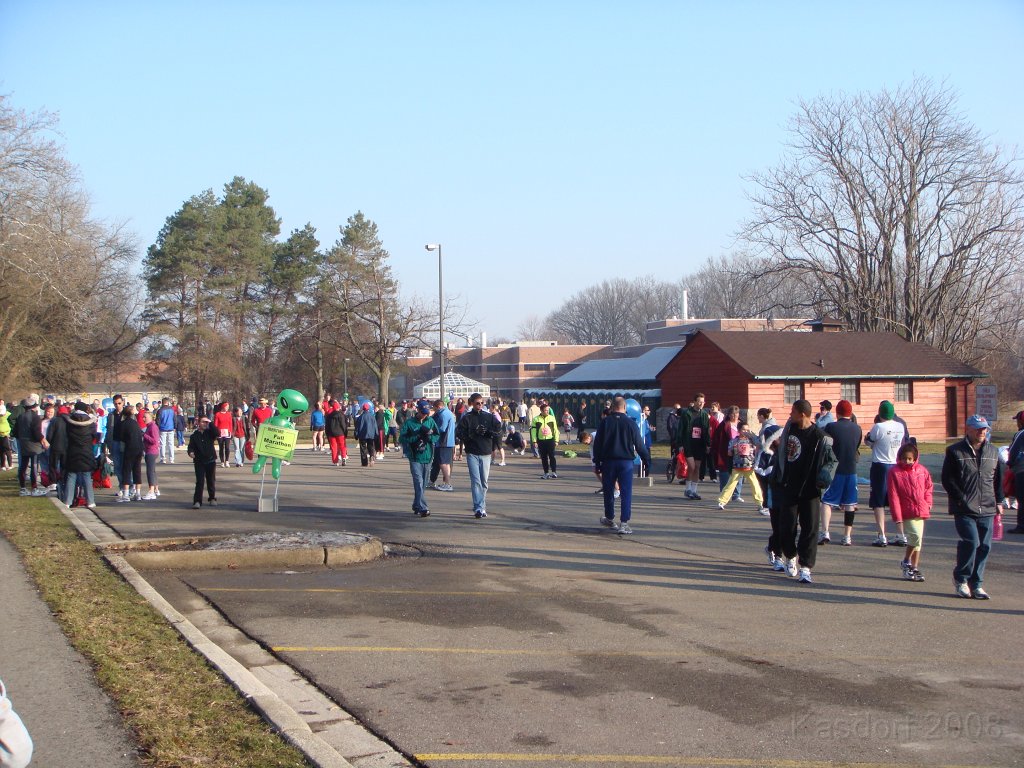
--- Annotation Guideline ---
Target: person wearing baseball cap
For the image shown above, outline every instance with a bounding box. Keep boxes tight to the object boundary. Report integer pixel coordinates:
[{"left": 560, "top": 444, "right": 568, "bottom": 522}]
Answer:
[
  {"left": 400, "top": 399, "right": 439, "bottom": 517},
  {"left": 815, "top": 400, "right": 835, "bottom": 429},
  {"left": 1007, "top": 411, "right": 1024, "bottom": 534},
  {"left": 186, "top": 415, "right": 219, "bottom": 509},
  {"left": 941, "top": 414, "right": 1006, "bottom": 599}
]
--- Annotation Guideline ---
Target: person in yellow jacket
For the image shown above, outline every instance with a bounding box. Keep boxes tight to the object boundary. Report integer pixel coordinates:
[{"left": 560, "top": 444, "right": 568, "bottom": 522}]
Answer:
[
  {"left": 0, "top": 405, "right": 12, "bottom": 470},
  {"left": 530, "top": 401, "right": 561, "bottom": 479}
]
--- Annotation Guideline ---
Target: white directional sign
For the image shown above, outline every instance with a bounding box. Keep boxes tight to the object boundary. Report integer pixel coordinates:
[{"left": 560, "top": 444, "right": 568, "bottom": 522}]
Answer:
[{"left": 975, "top": 384, "right": 997, "bottom": 422}]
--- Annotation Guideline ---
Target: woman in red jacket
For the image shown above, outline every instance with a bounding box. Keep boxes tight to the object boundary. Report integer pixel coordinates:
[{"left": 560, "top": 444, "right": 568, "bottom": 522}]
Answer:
[
  {"left": 213, "top": 402, "right": 234, "bottom": 468},
  {"left": 887, "top": 443, "right": 933, "bottom": 582}
]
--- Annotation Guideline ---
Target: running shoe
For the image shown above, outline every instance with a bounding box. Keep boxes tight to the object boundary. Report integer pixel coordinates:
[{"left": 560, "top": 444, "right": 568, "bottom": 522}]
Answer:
[
  {"left": 785, "top": 558, "right": 798, "bottom": 577},
  {"left": 971, "top": 586, "right": 990, "bottom": 600},
  {"left": 891, "top": 534, "right": 908, "bottom": 546},
  {"left": 600, "top": 517, "right": 619, "bottom": 531},
  {"left": 953, "top": 580, "right": 971, "bottom": 599},
  {"left": 797, "top": 567, "right": 813, "bottom": 584},
  {"left": 764, "top": 545, "right": 776, "bottom": 567},
  {"left": 871, "top": 535, "right": 888, "bottom": 547},
  {"left": 772, "top": 557, "right": 786, "bottom": 572},
  {"left": 841, "top": 535, "right": 852, "bottom": 546},
  {"left": 474, "top": 509, "right": 487, "bottom": 519},
  {"left": 818, "top": 532, "right": 831, "bottom": 545},
  {"left": 618, "top": 522, "right": 633, "bottom": 534}
]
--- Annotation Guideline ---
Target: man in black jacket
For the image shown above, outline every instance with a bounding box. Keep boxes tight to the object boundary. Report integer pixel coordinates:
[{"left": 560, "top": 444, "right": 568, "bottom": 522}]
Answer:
[
  {"left": 593, "top": 397, "right": 650, "bottom": 535},
  {"left": 455, "top": 393, "right": 501, "bottom": 518},
  {"left": 770, "top": 400, "right": 838, "bottom": 585},
  {"left": 941, "top": 414, "right": 1005, "bottom": 599},
  {"left": 187, "top": 415, "right": 219, "bottom": 509}
]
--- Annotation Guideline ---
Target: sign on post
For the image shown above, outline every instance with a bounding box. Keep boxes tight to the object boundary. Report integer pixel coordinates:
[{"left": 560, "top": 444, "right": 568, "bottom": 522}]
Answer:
[
  {"left": 254, "top": 423, "right": 299, "bottom": 461},
  {"left": 975, "top": 384, "right": 998, "bottom": 422}
]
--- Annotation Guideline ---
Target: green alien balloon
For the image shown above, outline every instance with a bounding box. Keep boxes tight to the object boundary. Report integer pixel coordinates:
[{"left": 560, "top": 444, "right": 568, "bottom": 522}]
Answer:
[{"left": 252, "top": 389, "right": 309, "bottom": 479}]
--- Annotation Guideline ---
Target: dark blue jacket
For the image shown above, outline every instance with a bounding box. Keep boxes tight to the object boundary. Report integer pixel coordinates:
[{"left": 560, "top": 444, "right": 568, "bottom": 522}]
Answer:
[{"left": 592, "top": 412, "right": 650, "bottom": 467}]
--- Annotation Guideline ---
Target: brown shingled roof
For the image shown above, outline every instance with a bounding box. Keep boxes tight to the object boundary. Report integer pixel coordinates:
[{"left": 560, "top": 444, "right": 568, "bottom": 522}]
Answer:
[{"left": 692, "top": 331, "right": 986, "bottom": 379}]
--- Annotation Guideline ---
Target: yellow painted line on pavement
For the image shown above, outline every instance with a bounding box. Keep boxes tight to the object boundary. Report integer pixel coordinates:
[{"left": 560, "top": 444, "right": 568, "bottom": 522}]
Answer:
[
  {"left": 413, "top": 754, "right": 986, "bottom": 768},
  {"left": 204, "top": 587, "right": 524, "bottom": 597},
  {"left": 270, "top": 644, "right": 1024, "bottom": 666},
  {"left": 271, "top": 645, "right": 699, "bottom": 657}
]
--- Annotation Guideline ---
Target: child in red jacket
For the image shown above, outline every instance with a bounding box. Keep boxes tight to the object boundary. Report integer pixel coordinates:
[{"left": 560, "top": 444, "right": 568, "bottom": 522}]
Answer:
[{"left": 887, "top": 443, "right": 933, "bottom": 582}]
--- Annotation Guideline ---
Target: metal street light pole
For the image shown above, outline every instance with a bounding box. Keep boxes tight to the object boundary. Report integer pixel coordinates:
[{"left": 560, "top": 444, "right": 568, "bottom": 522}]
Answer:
[{"left": 425, "top": 244, "right": 444, "bottom": 402}]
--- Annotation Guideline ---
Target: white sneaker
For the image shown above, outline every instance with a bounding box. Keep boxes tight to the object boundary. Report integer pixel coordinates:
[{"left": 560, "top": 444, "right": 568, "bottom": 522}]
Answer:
[
  {"left": 772, "top": 556, "right": 786, "bottom": 572},
  {"left": 497, "top": 461, "right": 507, "bottom": 466},
  {"left": 549, "top": 472, "right": 558, "bottom": 478},
  {"left": 142, "top": 492, "right": 156, "bottom": 500},
  {"left": 717, "top": 502, "right": 726, "bottom": 510},
  {"left": 540, "top": 473, "right": 549, "bottom": 479},
  {"left": 785, "top": 558, "right": 798, "bottom": 577},
  {"left": 841, "top": 535, "right": 852, "bottom": 546},
  {"left": 758, "top": 507, "right": 770, "bottom": 516},
  {"left": 798, "top": 567, "right": 813, "bottom": 583},
  {"left": 891, "top": 534, "right": 908, "bottom": 546},
  {"left": 31, "top": 487, "right": 48, "bottom": 496},
  {"left": 818, "top": 531, "right": 831, "bottom": 545},
  {"left": 19, "top": 488, "right": 30, "bottom": 496}
]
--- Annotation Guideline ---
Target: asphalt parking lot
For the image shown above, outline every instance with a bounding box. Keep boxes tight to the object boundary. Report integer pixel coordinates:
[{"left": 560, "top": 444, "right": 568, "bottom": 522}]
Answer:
[{"left": 96, "top": 444, "right": 1024, "bottom": 767}]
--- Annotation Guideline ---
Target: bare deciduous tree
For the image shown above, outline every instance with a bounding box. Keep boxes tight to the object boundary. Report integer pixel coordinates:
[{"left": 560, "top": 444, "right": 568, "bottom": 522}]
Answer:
[
  {"left": 0, "top": 96, "right": 138, "bottom": 393},
  {"left": 545, "top": 276, "right": 683, "bottom": 347},
  {"left": 741, "top": 78, "right": 1024, "bottom": 361}
]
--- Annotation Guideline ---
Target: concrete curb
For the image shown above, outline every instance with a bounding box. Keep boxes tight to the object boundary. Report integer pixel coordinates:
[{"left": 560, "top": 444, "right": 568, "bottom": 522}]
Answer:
[
  {"left": 100, "top": 534, "right": 385, "bottom": 571},
  {"left": 53, "top": 499, "right": 409, "bottom": 768}
]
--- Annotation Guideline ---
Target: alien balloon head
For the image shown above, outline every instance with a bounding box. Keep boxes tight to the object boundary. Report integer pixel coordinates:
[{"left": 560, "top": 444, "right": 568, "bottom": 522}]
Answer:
[{"left": 276, "top": 389, "right": 309, "bottom": 420}]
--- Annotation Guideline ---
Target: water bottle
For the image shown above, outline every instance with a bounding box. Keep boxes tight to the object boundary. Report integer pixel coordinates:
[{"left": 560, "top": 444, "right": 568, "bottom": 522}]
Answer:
[{"left": 993, "top": 513, "right": 1004, "bottom": 541}]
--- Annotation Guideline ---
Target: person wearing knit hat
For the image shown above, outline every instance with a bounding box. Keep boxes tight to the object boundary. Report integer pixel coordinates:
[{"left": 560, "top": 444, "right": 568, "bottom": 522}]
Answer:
[
  {"left": 1006, "top": 410, "right": 1024, "bottom": 534},
  {"left": 819, "top": 399, "right": 863, "bottom": 545},
  {"left": 942, "top": 414, "right": 1005, "bottom": 599},
  {"left": 864, "top": 400, "right": 908, "bottom": 548}
]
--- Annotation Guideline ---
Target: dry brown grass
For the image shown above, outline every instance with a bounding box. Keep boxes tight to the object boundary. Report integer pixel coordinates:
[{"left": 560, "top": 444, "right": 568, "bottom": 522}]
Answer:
[{"left": 0, "top": 477, "right": 311, "bottom": 768}]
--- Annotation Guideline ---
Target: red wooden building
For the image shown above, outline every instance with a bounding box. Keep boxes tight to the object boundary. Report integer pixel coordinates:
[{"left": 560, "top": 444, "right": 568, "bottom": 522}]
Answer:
[{"left": 656, "top": 330, "right": 987, "bottom": 441}]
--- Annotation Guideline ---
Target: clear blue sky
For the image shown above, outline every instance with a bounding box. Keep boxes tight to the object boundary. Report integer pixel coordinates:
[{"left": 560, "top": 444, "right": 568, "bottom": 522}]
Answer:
[{"left": 2, "top": 1, "right": 1022, "bottom": 340}]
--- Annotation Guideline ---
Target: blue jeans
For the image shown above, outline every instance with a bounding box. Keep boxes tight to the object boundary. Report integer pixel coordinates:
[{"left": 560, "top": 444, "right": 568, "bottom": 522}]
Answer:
[
  {"left": 233, "top": 437, "right": 246, "bottom": 466},
  {"left": 63, "top": 471, "right": 95, "bottom": 507},
  {"left": 408, "top": 460, "right": 430, "bottom": 513},
  {"left": 602, "top": 458, "right": 635, "bottom": 522},
  {"left": 953, "top": 515, "right": 994, "bottom": 588},
  {"left": 159, "top": 431, "right": 176, "bottom": 462},
  {"left": 465, "top": 453, "right": 490, "bottom": 513}
]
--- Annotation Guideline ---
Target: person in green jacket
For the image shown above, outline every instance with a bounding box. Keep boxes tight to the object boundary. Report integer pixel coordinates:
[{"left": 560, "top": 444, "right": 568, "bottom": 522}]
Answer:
[
  {"left": 676, "top": 393, "right": 711, "bottom": 500},
  {"left": 400, "top": 400, "right": 439, "bottom": 517}
]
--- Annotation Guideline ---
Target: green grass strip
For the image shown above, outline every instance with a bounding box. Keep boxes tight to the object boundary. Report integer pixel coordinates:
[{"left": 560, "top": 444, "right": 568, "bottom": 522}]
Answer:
[{"left": 0, "top": 476, "right": 311, "bottom": 768}]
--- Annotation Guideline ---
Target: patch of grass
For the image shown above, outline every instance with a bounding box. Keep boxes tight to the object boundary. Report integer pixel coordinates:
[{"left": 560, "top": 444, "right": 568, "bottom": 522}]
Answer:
[{"left": 0, "top": 477, "right": 311, "bottom": 768}]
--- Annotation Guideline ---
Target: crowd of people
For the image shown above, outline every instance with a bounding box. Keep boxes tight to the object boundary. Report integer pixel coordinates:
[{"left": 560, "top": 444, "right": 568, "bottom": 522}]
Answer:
[
  {"left": 663, "top": 393, "right": 1018, "bottom": 595},
  {"left": 4, "top": 387, "right": 1020, "bottom": 598}
]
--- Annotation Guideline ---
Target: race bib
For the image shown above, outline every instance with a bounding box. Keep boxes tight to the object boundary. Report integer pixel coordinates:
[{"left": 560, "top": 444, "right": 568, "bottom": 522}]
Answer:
[
  {"left": 691, "top": 427, "right": 702, "bottom": 439},
  {"left": 540, "top": 425, "right": 552, "bottom": 439},
  {"left": 219, "top": 429, "right": 230, "bottom": 439}
]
